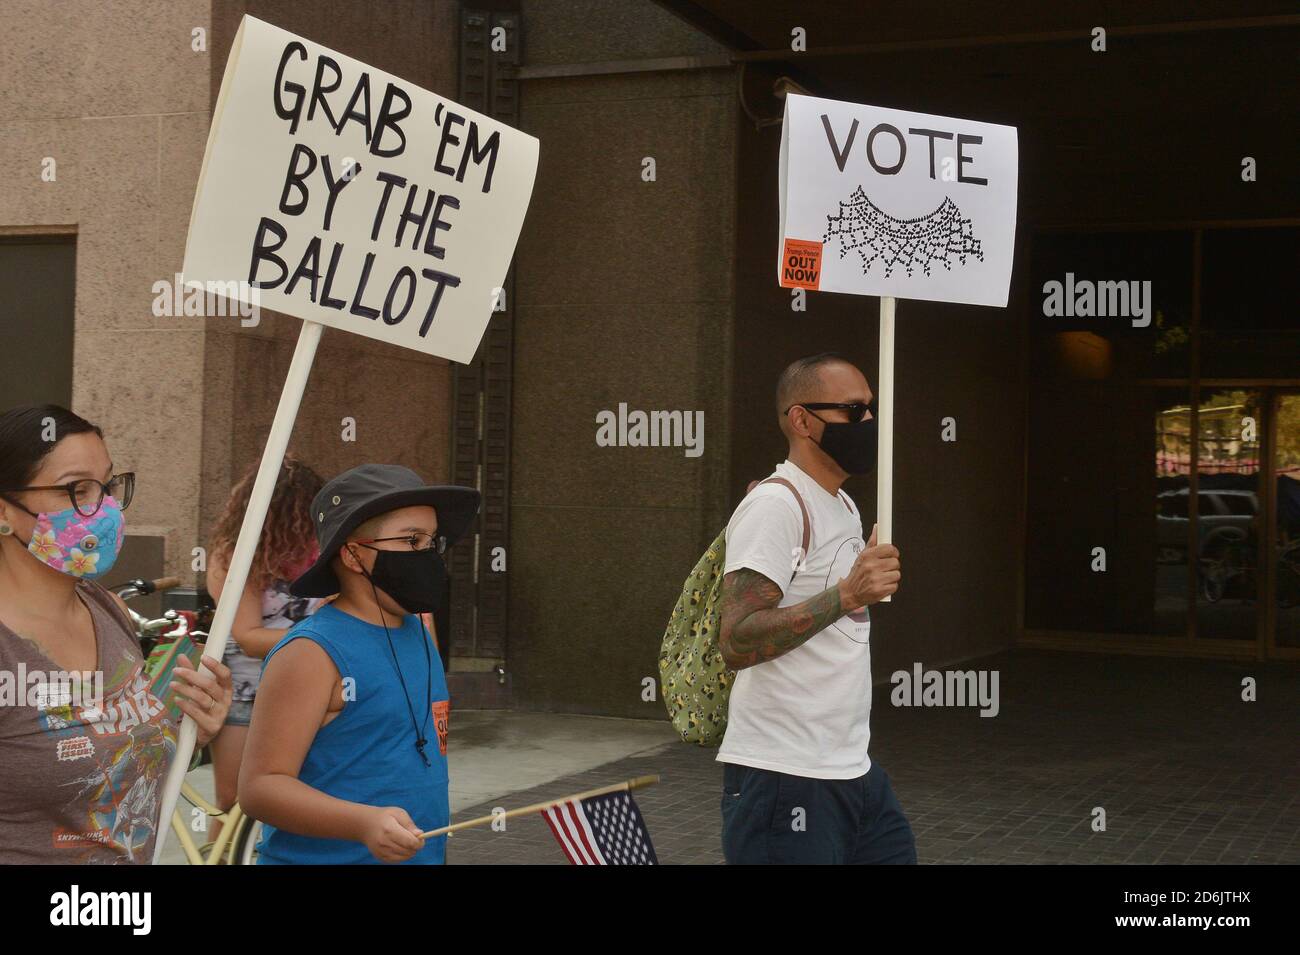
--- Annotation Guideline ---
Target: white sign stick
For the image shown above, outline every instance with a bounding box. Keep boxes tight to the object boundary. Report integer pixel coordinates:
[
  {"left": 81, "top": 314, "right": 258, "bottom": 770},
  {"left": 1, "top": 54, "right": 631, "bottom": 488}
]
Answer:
[
  {"left": 154, "top": 319, "right": 322, "bottom": 862},
  {"left": 876, "top": 295, "right": 895, "bottom": 601}
]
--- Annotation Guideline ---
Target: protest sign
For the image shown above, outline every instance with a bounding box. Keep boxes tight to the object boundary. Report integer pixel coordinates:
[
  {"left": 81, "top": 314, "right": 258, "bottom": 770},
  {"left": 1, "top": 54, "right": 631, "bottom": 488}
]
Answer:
[
  {"left": 185, "top": 15, "right": 538, "bottom": 362},
  {"left": 778, "top": 93, "right": 1017, "bottom": 592},
  {"left": 779, "top": 93, "right": 1016, "bottom": 307}
]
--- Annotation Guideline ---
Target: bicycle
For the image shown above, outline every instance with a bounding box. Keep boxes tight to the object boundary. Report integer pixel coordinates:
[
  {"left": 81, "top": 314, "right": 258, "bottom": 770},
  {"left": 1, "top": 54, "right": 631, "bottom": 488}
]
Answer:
[
  {"left": 113, "top": 577, "right": 263, "bottom": 865},
  {"left": 1198, "top": 527, "right": 1256, "bottom": 603}
]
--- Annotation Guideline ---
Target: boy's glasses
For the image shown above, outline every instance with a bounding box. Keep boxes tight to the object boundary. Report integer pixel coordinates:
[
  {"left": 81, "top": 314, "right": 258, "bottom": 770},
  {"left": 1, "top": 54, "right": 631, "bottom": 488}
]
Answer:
[
  {"left": 352, "top": 532, "right": 446, "bottom": 555},
  {"left": 0, "top": 472, "right": 135, "bottom": 518}
]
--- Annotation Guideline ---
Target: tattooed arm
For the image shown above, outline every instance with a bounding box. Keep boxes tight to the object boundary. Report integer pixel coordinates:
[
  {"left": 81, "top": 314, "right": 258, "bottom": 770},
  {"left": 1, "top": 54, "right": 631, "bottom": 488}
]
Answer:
[
  {"left": 717, "top": 569, "right": 846, "bottom": 670},
  {"left": 718, "top": 524, "right": 901, "bottom": 670}
]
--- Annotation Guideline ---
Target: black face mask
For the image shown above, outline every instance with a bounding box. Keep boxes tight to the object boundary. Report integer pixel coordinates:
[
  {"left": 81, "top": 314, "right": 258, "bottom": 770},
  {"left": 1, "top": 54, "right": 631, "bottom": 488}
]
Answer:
[
  {"left": 809, "top": 411, "right": 878, "bottom": 475},
  {"left": 363, "top": 547, "right": 448, "bottom": 614}
]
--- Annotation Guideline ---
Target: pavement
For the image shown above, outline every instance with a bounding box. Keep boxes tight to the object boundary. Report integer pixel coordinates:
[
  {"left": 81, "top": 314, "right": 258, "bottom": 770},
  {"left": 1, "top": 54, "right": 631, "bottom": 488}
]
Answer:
[
  {"left": 446, "top": 649, "right": 1300, "bottom": 865},
  {"left": 159, "top": 649, "right": 1300, "bottom": 865}
]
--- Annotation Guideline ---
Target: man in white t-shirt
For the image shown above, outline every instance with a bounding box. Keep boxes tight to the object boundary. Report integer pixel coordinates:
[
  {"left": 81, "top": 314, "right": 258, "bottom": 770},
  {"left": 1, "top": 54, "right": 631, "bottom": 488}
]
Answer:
[{"left": 717, "top": 352, "right": 915, "bottom": 864}]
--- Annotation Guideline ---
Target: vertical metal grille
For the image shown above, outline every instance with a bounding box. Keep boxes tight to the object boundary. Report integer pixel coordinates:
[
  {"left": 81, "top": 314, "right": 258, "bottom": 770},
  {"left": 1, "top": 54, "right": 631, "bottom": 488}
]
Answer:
[{"left": 449, "top": 6, "right": 520, "bottom": 661}]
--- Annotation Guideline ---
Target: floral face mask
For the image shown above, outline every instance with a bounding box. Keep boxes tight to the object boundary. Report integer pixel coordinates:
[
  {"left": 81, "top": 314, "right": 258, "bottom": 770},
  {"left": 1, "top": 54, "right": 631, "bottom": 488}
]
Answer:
[{"left": 26, "top": 497, "right": 125, "bottom": 579}]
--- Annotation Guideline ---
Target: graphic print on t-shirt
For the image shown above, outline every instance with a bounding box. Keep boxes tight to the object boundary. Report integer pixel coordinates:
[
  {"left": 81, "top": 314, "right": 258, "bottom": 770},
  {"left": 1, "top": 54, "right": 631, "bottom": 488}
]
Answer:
[
  {"left": 825, "top": 536, "right": 871, "bottom": 642},
  {"left": 40, "top": 662, "right": 176, "bottom": 861}
]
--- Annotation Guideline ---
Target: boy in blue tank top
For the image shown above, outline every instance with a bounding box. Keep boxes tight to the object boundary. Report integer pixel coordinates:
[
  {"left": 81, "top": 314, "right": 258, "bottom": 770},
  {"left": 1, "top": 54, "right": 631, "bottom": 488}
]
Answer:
[{"left": 238, "top": 464, "right": 480, "bottom": 864}]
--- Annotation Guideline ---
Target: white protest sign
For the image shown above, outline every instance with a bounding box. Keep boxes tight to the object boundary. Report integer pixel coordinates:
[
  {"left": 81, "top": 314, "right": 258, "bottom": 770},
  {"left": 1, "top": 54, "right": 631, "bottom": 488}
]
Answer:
[
  {"left": 157, "top": 16, "right": 538, "bottom": 861},
  {"left": 184, "top": 15, "right": 538, "bottom": 363},
  {"left": 778, "top": 93, "right": 1017, "bottom": 308},
  {"left": 776, "top": 93, "right": 1018, "bottom": 599}
]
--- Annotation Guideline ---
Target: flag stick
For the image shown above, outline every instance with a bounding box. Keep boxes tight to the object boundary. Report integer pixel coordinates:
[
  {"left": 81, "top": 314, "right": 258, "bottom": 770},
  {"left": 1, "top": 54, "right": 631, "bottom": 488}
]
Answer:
[
  {"left": 419, "top": 774, "right": 660, "bottom": 840},
  {"left": 153, "top": 318, "right": 325, "bottom": 862},
  {"left": 876, "top": 295, "right": 895, "bottom": 601}
]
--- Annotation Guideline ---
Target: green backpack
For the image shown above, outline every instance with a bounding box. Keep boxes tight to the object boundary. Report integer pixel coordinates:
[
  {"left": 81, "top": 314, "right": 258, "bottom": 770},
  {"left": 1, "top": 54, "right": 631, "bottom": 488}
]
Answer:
[{"left": 658, "top": 477, "right": 810, "bottom": 746}]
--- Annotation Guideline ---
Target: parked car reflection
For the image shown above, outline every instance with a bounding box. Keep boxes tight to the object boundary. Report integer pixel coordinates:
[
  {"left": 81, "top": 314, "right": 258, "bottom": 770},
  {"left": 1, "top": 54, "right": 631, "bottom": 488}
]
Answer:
[{"left": 1156, "top": 487, "right": 1258, "bottom": 601}]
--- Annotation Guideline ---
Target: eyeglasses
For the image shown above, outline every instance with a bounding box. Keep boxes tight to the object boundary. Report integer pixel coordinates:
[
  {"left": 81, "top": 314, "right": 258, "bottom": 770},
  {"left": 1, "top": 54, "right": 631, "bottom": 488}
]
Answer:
[
  {"left": 784, "top": 401, "right": 875, "bottom": 422},
  {"left": 0, "top": 472, "right": 135, "bottom": 518},
  {"left": 352, "top": 532, "right": 446, "bottom": 555}
]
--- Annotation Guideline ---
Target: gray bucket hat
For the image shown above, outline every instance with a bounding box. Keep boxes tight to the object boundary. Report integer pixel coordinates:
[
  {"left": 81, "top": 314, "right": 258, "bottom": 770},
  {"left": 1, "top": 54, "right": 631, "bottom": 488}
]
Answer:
[{"left": 289, "top": 463, "right": 480, "bottom": 598}]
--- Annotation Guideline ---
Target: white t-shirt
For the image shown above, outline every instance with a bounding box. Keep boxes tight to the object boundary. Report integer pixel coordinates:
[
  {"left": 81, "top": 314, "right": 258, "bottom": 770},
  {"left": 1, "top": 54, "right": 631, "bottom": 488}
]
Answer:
[{"left": 717, "top": 459, "right": 873, "bottom": 779}]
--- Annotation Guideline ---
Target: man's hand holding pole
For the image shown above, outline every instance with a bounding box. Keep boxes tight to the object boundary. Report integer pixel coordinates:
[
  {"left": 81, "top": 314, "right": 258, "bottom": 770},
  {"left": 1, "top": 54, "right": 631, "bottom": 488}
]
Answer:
[{"left": 839, "top": 523, "right": 900, "bottom": 610}]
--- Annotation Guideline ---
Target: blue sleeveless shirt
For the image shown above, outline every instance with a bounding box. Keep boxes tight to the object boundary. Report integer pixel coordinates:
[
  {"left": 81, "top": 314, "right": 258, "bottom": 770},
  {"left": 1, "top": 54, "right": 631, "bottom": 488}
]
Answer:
[{"left": 256, "top": 604, "right": 450, "bottom": 864}]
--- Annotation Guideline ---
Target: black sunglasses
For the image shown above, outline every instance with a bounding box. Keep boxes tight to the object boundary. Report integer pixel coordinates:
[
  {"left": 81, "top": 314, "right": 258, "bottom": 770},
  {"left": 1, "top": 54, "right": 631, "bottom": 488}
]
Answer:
[
  {"left": 784, "top": 401, "right": 876, "bottom": 422},
  {"left": 0, "top": 472, "right": 135, "bottom": 518}
]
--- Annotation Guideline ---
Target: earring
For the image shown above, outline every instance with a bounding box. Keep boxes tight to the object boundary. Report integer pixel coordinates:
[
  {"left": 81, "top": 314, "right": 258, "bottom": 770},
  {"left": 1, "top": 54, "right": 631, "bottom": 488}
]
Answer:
[{"left": 0, "top": 522, "right": 12, "bottom": 536}]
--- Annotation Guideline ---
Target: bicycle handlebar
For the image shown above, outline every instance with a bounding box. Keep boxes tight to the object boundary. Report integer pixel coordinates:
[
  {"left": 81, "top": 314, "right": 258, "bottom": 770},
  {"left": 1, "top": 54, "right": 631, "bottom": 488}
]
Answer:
[{"left": 112, "top": 576, "right": 182, "bottom": 601}]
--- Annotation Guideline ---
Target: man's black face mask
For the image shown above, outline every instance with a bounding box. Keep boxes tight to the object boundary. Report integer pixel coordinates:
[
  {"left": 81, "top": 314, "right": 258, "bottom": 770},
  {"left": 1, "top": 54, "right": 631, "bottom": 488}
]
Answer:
[{"left": 807, "top": 408, "right": 878, "bottom": 475}]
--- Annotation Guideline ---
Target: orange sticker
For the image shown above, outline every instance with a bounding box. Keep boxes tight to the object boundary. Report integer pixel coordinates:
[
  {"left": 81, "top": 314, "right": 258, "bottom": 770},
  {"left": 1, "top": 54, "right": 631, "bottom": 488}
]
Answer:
[
  {"left": 432, "top": 699, "right": 449, "bottom": 756},
  {"left": 780, "top": 238, "right": 823, "bottom": 290}
]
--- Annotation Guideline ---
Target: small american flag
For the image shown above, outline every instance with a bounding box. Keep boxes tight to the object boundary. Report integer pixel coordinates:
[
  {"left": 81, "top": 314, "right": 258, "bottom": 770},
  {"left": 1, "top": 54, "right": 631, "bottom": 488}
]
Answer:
[{"left": 541, "top": 790, "right": 659, "bottom": 865}]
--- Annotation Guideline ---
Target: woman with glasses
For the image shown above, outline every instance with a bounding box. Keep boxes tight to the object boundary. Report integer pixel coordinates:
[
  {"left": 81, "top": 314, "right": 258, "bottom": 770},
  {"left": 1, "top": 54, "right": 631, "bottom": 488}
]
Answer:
[
  {"left": 205, "top": 453, "right": 324, "bottom": 844},
  {"left": 0, "top": 404, "right": 231, "bottom": 863}
]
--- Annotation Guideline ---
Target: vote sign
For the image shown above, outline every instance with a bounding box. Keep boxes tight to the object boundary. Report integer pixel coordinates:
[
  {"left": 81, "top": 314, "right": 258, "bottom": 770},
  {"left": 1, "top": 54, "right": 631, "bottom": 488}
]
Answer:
[{"left": 779, "top": 93, "right": 1017, "bottom": 308}]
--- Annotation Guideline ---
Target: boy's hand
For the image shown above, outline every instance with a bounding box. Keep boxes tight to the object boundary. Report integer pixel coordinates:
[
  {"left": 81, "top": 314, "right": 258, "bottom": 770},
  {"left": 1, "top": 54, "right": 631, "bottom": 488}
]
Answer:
[{"left": 362, "top": 806, "right": 425, "bottom": 862}]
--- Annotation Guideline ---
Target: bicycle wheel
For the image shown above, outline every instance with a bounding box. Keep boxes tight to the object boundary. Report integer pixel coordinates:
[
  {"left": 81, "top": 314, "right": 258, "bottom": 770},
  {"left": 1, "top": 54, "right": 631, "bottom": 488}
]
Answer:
[{"left": 232, "top": 815, "right": 263, "bottom": 865}]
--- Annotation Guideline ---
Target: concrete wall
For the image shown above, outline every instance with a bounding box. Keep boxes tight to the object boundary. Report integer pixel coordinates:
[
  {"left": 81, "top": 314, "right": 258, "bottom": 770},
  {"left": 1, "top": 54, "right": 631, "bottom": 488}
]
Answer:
[
  {"left": 508, "top": 0, "right": 737, "bottom": 715},
  {"left": 0, "top": 0, "right": 214, "bottom": 582}
]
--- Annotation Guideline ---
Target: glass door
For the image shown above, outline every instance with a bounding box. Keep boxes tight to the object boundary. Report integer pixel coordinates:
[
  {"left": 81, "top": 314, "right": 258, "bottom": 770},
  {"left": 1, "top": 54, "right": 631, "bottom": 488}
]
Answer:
[{"left": 1193, "top": 389, "right": 1264, "bottom": 643}]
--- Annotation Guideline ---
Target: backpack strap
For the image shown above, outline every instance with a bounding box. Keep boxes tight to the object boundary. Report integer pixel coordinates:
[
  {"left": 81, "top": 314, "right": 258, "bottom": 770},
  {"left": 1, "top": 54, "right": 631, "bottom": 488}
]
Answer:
[{"left": 756, "top": 477, "right": 811, "bottom": 557}]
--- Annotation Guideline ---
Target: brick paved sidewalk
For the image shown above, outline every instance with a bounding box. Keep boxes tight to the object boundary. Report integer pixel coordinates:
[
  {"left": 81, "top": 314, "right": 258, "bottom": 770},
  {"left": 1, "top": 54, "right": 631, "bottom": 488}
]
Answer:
[{"left": 448, "top": 650, "right": 1300, "bottom": 864}]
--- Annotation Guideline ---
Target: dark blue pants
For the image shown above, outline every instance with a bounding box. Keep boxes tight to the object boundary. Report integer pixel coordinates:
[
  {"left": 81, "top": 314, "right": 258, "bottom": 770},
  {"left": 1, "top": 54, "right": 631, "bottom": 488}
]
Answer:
[{"left": 720, "top": 761, "right": 917, "bottom": 864}]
